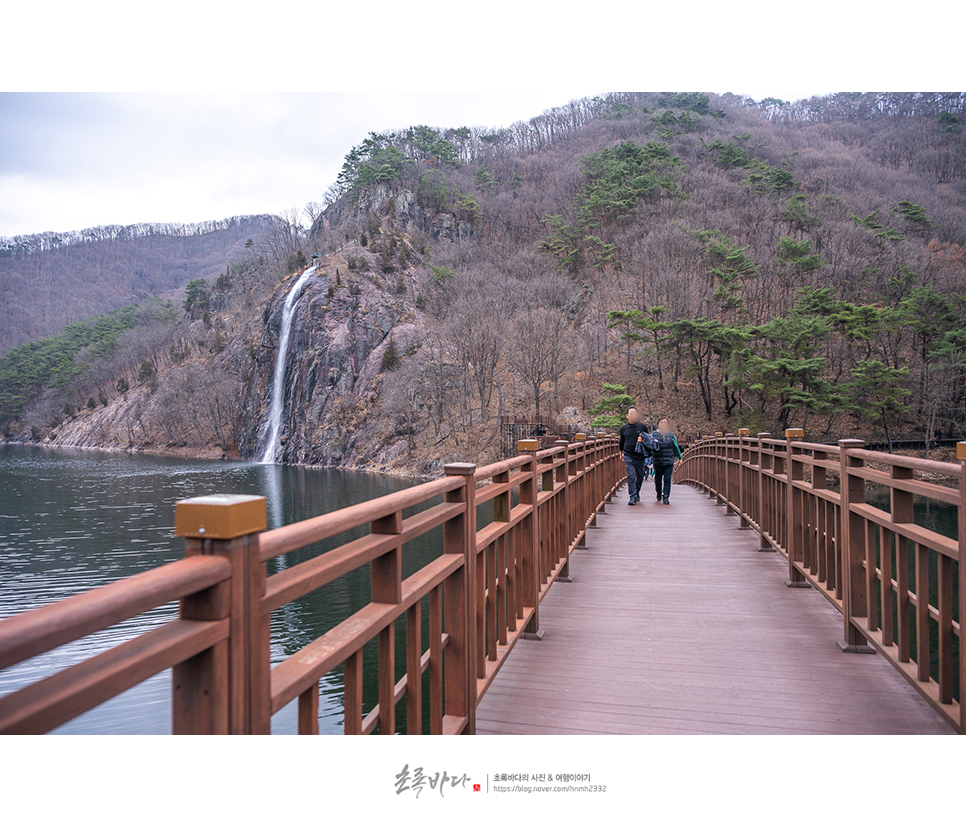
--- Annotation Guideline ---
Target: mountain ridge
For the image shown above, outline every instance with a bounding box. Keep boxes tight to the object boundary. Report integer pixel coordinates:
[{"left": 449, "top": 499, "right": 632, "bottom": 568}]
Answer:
[{"left": 3, "top": 91, "right": 966, "bottom": 472}]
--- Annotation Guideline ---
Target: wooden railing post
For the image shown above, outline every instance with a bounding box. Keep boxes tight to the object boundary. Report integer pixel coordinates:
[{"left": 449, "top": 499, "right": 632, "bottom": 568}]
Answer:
[
  {"left": 442, "top": 462, "right": 478, "bottom": 733},
  {"left": 596, "top": 432, "right": 608, "bottom": 513},
  {"left": 724, "top": 433, "right": 737, "bottom": 514},
  {"left": 571, "top": 435, "right": 587, "bottom": 550},
  {"left": 837, "top": 440, "right": 874, "bottom": 653},
  {"left": 785, "top": 428, "right": 809, "bottom": 588},
  {"left": 174, "top": 494, "right": 267, "bottom": 734},
  {"left": 714, "top": 432, "right": 725, "bottom": 503},
  {"left": 757, "top": 434, "right": 773, "bottom": 552},
  {"left": 737, "top": 428, "right": 750, "bottom": 528},
  {"left": 518, "top": 440, "right": 545, "bottom": 640},
  {"left": 371, "top": 507, "right": 404, "bottom": 736}
]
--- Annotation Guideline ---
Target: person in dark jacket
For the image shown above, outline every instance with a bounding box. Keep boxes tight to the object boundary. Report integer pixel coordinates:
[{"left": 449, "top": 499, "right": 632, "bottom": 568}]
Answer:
[
  {"left": 651, "top": 417, "right": 682, "bottom": 504},
  {"left": 618, "top": 407, "right": 653, "bottom": 506}
]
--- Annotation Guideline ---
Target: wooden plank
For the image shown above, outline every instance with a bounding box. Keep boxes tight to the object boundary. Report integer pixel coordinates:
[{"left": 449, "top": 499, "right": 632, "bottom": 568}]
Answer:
[
  {"left": 343, "top": 649, "right": 362, "bottom": 735},
  {"left": 881, "top": 526, "right": 894, "bottom": 647},
  {"left": 915, "top": 542, "right": 930, "bottom": 682},
  {"left": 298, "top": 682, "right": 319, "bottom": 735},
  {"left": 429, "top": 585, "right": 442, "bottom": 734},
  {"left": 897, "top": 535, "right": 911, "bottom": 662},
  {"left": 0, "top": 556, "right": 230, "bottom": 672},
  {"left": 378, "top": 623, "right": 394, "bottom": 735},
  {"left": 258, "top": 477, "right": 461, "bottom": 560},
  {"left": 487, "top": 542, "right": 497, "bottom": 661},
  {"left": 263, "top": 503, "right": 463, "bottom": 613},
  {"left": 0, "top": 619, "right": 227, "bottom": 734},
  {"left": 406, "top": 604, "right": 422, "bottom": 734},
  {"left": 476, "top": 485, "right": 952, "bottom": 736},
  {"left": 937, "top": 554, "right": 953, "bottom": 703},
  {"left": 269, "top": 553, "right": 461, "bottom": 713}
]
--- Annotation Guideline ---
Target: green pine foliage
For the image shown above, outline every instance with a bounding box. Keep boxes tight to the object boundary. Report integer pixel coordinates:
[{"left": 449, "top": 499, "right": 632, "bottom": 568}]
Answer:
[
  {"left": 0, "top": 306, "right": 142, "bottom": 423},
  {"left": 590, "top": 383, "right": 636, "bottom": 428},
  {"left": 542, "top": 140, "right": 684, "bottom": 273}
]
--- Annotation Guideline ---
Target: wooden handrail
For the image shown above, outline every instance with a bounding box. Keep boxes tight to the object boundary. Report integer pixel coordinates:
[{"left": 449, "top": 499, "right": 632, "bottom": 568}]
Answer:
[
  {"left": 258, "top": 476, "right": 462, "bottom": 561},
  {"left": 0, "top": 556, "right": 230, "bottom": 671},
  {"left": 0, "top": 435, "right": 625, "bottom": 735},
  {"left": 676, "top": 433, "right": 965, "bottom": 733}
]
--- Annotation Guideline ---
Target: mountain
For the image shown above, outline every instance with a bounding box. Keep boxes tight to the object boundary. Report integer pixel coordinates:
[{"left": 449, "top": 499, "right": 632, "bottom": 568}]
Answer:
[
  {"left": 3, "top": 92, "right": 966, "bottom": 469},
  {"left": 0, "top": 215, "right": 276, "bottom": 355}
]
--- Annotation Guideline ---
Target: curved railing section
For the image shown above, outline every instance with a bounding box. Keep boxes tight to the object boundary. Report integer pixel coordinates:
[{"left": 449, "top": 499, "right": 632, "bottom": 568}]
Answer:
[
  {"left": 0, "top": 434, "right": 624, "bottom": 734},
  {"left": 676, "top": 430, "right": 965, "bottom": 734}
]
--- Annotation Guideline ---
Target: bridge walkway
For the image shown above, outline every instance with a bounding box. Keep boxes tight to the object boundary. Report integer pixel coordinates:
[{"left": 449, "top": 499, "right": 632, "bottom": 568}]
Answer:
[{"left": 476, "top": 482, "right": 953, "bottom": 734}]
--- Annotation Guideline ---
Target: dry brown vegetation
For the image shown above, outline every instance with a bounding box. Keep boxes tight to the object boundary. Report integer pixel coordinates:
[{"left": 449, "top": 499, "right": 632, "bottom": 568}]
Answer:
[{"left": 6, "top": 92, "right": 966, "bottom": 471}]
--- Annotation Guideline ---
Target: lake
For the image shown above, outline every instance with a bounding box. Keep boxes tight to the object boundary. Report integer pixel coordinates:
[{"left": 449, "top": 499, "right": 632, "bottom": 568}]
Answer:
[{"left": 0, "top": 444, "right": 450, "bottom": 734}]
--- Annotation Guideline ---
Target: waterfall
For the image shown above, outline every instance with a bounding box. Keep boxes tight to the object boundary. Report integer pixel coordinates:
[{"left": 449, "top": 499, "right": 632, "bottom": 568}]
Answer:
[{"left": 258, "top": 265, "right": 316, "bottom": 463}]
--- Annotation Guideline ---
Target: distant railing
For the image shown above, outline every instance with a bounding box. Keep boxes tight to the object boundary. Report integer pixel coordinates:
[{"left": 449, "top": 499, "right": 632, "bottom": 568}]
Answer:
[
  {"left": 0, "top": 434, "right": 624, "bottom": 734},
  {"left": 675, "top": 430, "right": 965, "bottom": 734}
]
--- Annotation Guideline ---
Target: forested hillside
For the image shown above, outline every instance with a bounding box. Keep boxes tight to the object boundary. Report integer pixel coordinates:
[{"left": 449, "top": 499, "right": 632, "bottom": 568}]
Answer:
[
  {"left": 4, "top": 92, "right": 966, "bottom": 470},
  {"left": 0, "top": 215, "right": 275, "bottom": 354}
]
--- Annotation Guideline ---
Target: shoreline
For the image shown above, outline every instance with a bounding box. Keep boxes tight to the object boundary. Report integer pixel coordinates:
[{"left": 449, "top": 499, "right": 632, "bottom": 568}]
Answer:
[{"left": 0, "top": 438, "right": 436, "bottom": 481}]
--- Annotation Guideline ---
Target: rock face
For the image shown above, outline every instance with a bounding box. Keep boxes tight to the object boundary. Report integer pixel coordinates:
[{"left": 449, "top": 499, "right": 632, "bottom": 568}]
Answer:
[
  {"left": 18, "top": 184, "right": 467, "bottom": 476},
  {"left": 318, "top": 184, "right": 476, "bottom": 244},
  {"left": 234, "top": 185, "right": 477, "bottom": 471}
]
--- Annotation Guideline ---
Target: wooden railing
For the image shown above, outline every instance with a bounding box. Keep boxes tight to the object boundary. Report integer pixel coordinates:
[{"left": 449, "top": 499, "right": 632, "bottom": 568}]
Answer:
[
  {"left": 0, "top": 433, "right": 623, "bottom": 734},
  {"left": 676, "top": 430, "right": 965, "bottom": 734}
]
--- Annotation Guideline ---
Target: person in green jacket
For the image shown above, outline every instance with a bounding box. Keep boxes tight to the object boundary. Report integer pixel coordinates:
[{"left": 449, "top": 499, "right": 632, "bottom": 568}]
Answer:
[{"left": 650, "top": 417, "right": 682, "bottom": 504}]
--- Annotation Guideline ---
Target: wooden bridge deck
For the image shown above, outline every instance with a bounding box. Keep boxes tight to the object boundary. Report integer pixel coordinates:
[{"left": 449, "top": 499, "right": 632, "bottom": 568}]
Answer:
[{"left": 476, "top": 482, "right": 954, "bottom": 735}]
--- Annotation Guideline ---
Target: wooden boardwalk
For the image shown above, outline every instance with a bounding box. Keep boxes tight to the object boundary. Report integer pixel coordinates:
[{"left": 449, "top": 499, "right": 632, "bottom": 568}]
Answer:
[{"left": 476, "top": 482, "right": 954, "bottom": 735}]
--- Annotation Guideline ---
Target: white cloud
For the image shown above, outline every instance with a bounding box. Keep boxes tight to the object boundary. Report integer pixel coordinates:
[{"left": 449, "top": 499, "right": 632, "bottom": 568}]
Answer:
[{"left": 0, "top": 92, "right": 616, "bottom": 237}]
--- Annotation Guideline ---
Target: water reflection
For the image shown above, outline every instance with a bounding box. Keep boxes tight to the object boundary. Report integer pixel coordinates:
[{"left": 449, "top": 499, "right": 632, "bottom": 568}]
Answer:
[{"left": 0, "top": 445, "right": 427, "bottom": 734}]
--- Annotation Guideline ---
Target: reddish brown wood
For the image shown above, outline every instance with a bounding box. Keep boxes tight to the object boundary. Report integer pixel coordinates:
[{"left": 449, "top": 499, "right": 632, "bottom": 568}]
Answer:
[
  {"left": 0, "top": 618, "right": 226, "bottom": 735},
  {"left": 371, "top": 511, "right": 403, "bottom": 606},
  {"left": 378, "top": 623, "right": 395, "bottom": 734},
  {"left": 298, "top": 682, "right": 319, "bottom": 735},
  {"left": 442, "top": 462, "right": 476, "bottom": 734},
  {"left": 881, "top": 525, "right": 894, "bottom": 647},
  {"left": 343, "top": 650, "right": 362, "bottom": 735},
  {"left": 937, "top": 553, "right": 953, "bottom": 703},
  {"left": 915, "top": 542, "right": 931, "bottom": 682},
  {"left": 263, "top": 503, "right": 462, "bottom": 613},
  {"left": 429, "top": 585, "right": 443, "bottom": 735},
  {"left": 897, "top": 535, "right": 911, "bottom": 662},
  {"left": 258, "top": 477, "right": 461, "bottom": 560},
  {"left": 476, "top": 486, "right": 952, "bottom": 735},
  {"left": 0, "top": 556, "right": 230, "bottom": 672},
  {"left": 270, "top": 554, "right": 461, "bottom": 712},
  {"left": 406, "top": 603, "right": 422, "bottom": 734}
]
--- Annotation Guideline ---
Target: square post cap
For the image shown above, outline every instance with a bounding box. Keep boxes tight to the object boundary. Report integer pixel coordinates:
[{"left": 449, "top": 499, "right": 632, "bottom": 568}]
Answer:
[
  {"left": 958, "top": 441, "right": 966, "bottom": 461},
  {"left": 785, "top": 428, "right": 804, "bottom": 439},
  {"left": 575, "top": 432, "right": 587, "bottom": 441},
  {"left": 175, "top": 494, "right": 267, "bottom": 539},
  {"left": 737, "top": 428, "right": 750, "bottom": 436},
  {"left": 714, "top": 432, "right": 724, "bottom": 438},
  {"left": 517, "top": 439, "right": 539, "bottom": 452},
  {"left": 443, "top": 462, "right": 477, "bottom": 477}
]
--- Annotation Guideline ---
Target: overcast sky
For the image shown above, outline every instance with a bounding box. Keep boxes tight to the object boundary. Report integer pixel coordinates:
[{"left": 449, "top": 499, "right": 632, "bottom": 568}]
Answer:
[
  {"left": 2, "top": 3, "right": 963, "bottom": 239},
  {"left": 1, "top": 89, "right": 830, "bottom": 238}
]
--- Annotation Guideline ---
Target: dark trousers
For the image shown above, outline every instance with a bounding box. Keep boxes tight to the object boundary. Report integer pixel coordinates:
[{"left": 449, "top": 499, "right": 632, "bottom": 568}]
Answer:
[
  {"left": 654, "top": 463, "right": 674, "bottom": 500},
  {"left": 625, "top": 455, "right": 645, "bottom": 502}
]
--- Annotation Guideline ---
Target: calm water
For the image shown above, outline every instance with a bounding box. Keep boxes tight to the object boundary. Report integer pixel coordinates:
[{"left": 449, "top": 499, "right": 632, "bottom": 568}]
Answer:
[{"left": 0, "top": 444, "right": 452, "bottom": 734}]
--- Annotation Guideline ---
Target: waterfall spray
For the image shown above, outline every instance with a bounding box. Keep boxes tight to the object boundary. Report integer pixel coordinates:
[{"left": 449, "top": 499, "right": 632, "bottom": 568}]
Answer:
[{"left": 258, "top": 265, "right": 316, "bottom": 463}]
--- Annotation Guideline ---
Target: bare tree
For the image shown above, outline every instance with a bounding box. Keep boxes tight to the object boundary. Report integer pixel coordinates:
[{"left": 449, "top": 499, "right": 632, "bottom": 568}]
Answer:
[{"left": 507, "top": 306, "right": 575, "bottom": 417}]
